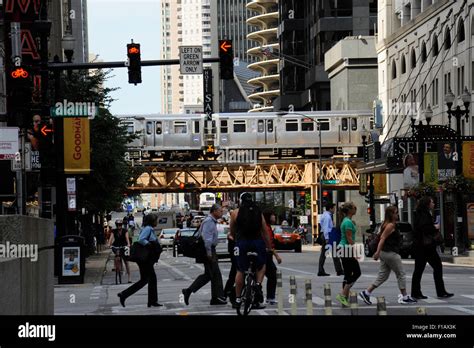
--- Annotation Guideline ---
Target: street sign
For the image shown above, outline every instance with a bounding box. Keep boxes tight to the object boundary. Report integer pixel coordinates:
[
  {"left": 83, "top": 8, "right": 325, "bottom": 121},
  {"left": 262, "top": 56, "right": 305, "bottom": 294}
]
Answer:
[
  {"left": 0, "top": 127, "right": 19, "bottom": 160},
  {"left": 321, "top": 180, "right": 339, "bottom": 185},
  {"left": 299, "top": 216, "right": 308, "bottom": 224},
  {"left": 67, "top": 177, "right": 76, "bottom": 194},
  {"left": 179, "top": 46, "right": 203, "bottom": 75},
  {"left": 203, "top": 68, "right": 213, "bottom": 120}
]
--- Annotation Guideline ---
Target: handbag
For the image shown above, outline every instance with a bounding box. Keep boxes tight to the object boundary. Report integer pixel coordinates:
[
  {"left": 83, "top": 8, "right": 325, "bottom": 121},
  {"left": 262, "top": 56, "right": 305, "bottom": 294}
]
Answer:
[
  {"left": 129, "top": 227, "right": 162, "bottom": 263},
  {"left": 181, "top": 224, "right": 207, "bottom": 260}
]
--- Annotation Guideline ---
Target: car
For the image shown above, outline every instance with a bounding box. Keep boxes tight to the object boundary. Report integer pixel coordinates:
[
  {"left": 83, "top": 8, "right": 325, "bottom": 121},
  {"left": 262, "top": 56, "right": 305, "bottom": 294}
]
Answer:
[
  {"left": 159, "top": 228, "right": 179, "bottom": 248},
  {"left": 191, "top": 216, "right": 206, "bottom": 228},
  {"left": 216, "top": 224, "right": 230, "bottom": 259},
  {"left": 173, "top": 227, "right": 197, "bottom": 257},
  {"left": 272, "top": 225, "right": 302, "bottom": 253},
  {"left": 363, "top": 222, "right": 414, "bottom": 258}
]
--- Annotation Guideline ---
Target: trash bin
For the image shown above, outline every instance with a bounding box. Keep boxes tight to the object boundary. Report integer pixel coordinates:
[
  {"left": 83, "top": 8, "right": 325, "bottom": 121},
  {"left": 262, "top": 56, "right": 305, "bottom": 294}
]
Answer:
[{"left": 56, "top": 235, "right": 86, "bottom": 284}]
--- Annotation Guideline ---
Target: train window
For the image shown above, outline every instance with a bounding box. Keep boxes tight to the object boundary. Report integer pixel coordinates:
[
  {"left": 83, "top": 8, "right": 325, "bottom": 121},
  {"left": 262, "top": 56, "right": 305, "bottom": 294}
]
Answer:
[
  {"left": 302, "top": 119, "right": 314, "bottom": 131},
  {"left": 351, "top": 118, "right": 358, "bottom": 131},
  {"left": 318, "top": 119, "right": 330, "bottom": 131},
  {"left": 370, "top": 117, "right": 375, "bottom": 129},
  {"left": 146, "top": 122, "right": 152, "bottom": 135},
  {"left": 194, "top": 120, "right": 200, "bottom": 133},
  {"left": 233, "top": 120, "right": 246, "bottom": 133},
  {"left": 341, "top": 118, "right": 348, "bottom": 131},
  {"left": 122, "top": 122, "right": 134, "bottom": 135},
  {"left": 156, "top": 122, "right": 162, "bottom": 135},
  {"left": 220, "top": 120, "right": 228, "bottom": 134},
  {"left": 258, "top": 120, "right": 264, "bottom": 133},
  {"left": 267, "top": 120, "right": 274, "bottom": 132},
  {"left": 285, "top": 119, "right": 298, "bottom": 132},
  {"left": 174, "top": 121, "right": 187, "bottom": 134}
]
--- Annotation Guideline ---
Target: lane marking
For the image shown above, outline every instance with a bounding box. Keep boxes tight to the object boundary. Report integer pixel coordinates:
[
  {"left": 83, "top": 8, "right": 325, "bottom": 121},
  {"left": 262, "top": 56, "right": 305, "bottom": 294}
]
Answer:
[
  {"left": 460, "top": 294, "right": 474, "bottom": 300},
  {"left": 449, "top": 306, "right": 474, "bottom": 315},
  {"left": 158, "top": 259, "right": 191, "bottom": 281},
  {"left": 257, "top": 310, "right": 269, "bottom": 315},
  {"left": 277, "top": 266, "right": 315, "bottom": 275},
  {"left": 420, "top": 297, "right": 446, "bottom": 304},
  {"left": 312, "top": 296, "right": 325, "bottom": 305}
]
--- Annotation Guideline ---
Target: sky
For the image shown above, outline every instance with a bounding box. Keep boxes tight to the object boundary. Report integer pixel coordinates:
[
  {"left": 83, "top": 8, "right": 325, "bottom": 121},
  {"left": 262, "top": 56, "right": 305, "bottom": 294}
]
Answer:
[{"left": 88, "top": 0, "right": 161, "bottom": 115}]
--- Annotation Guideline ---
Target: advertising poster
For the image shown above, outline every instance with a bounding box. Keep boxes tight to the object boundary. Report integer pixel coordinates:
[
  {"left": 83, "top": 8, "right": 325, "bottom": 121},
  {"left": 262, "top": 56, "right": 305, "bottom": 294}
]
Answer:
[
  {"left": 402, "top": 153, "right": 419, "bottom": 189},
  {"left": 437, "top": 142, "right": 457, "bottom": 181},
  {"left": 62, "top": 247, "right": 80, "bottom": 276},
  {"left": 424, "top": 152, "right": 438, "bottom": 184}
]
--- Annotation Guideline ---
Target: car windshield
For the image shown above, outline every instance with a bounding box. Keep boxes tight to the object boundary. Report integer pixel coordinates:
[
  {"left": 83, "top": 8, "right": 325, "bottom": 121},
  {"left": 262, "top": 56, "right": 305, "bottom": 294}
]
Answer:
[
  {"left": 161, "top": 229, "right": 178, "bottom": 235},
  {"left": 274, "top": 226, "right": 294, "bottom": 234},
  {"left": 179, "top": 229, "right": 196, "bottom": 236}
]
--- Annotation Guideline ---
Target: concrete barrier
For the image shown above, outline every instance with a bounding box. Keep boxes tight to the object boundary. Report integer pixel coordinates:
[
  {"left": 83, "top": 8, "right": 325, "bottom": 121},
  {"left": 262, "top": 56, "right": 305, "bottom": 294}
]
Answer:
[
  {"left": 289, "top": 275, "right": 297, "bottom": 315},
  {"left": 349, "top": 291, "right": 358, "bottom": 315},
  {"left": 376, "top": 296, "right": 387, "bottom": 315},
  {"left": 0, "top": 215, "right": 54, "bottom": 315},
  {"left": 305, "top": 279, "right": 313, "bottom": 315},
  {"left": 276, "top": 270, "right": 284, "bottom": 315},
  {"left": 324, "top": 283, "right": 333, "bottom": 315}
]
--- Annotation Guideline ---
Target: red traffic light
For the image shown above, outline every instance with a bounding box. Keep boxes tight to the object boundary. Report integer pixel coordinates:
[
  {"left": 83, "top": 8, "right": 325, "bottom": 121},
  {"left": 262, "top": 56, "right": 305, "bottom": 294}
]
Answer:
[
  {"left": 220, "top": 41, "right": 232, "bottom": 53},
  {"left": 300, "top": 191, "right": 306, "bottom": 197},
  {"left": 11, "top": 68, "right": 29, "bottom": 79},
  {"left": 322, "top": 191, "right": 329, "bottom": 197},
  {"left": 128, "top": 46, "right": 140, "bottom": 55},
  {"left": 179, "top": 183, "right": 185, "bottom": 190}
]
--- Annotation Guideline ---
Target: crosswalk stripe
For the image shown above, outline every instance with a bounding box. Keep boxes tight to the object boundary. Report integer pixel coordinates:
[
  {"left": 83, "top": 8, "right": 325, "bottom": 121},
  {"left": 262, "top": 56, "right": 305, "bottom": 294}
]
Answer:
[
  {"left": 312, "top": 296, "right": 325, "bottom": 305},
  {"left": 420, "top": 297, "right": 446, "bottom": 304},
  {"left": 461, "top": 294, "right": 474, "bottom": 300},
  {"left": 449, "top": 306, "right": 474, "bottom": 315},
  {"left": 158, "top": 259, "right": 191, "bottom": 280}
]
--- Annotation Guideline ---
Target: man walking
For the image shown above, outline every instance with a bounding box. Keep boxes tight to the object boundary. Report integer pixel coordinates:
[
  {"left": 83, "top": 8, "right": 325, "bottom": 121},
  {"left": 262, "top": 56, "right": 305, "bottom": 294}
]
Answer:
[
  {"left": 318, "top": 203, "right": 344, "bottom": 276},
  {"left": 182, "top": 204, "right": 226, "bottom": 305}
]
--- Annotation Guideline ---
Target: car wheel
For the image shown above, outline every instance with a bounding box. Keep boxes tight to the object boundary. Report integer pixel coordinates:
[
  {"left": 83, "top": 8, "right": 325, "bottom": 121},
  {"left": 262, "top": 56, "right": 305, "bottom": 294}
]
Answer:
[{"left": 295, "top": 241, "right": 302, "bottom": 253}]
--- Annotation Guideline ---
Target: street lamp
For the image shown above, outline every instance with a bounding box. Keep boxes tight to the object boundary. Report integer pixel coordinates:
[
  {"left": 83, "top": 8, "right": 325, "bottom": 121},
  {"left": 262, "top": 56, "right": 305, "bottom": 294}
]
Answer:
[
  {"left": 445, "top": 87, "right": 471, "bottom": 134},
  {"left": 62, "top": 30, "right": 75, "bottom": 78},
  {"left": 424, "top": 104, "right": 433, "bottom": 126}
]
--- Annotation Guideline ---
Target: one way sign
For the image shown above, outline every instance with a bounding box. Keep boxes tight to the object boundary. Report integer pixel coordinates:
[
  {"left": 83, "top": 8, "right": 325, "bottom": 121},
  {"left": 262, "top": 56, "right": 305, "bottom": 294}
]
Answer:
[{"left": 179, "top": 46, "right": 203, "bottom": 75}]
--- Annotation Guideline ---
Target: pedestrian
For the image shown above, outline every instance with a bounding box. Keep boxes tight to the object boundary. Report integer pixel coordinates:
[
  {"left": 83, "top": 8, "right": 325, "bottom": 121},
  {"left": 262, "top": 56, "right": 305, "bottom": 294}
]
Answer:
[
  {"left": 335, "top": 202, "right": 362, "bottom": 307},
  {"left": 317, "top": 203, "right": 344, "bottom": 277},
  {"left": 411, "top": 196, "right": 453, "bottom": 299},
  {"left": 359, "top": 206, "right": 417, "bottom": 305},
  {"left": 223, "top": 231, "right": 237, "bottom": 304},
  {"left": 263, "top": 209, "right": 282, "bottom": 305},
  {"left": 181, "top": 204, "right": 227, "bottom": 306},
  {"left": 118, "top": 213, "right": 163, "bottom": 308}
]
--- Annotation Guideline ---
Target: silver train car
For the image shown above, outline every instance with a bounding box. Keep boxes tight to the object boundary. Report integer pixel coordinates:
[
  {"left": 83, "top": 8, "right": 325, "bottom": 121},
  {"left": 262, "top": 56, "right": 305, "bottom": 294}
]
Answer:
[{"left": 119, "top": 111, "right": 374, "bottom": 161}]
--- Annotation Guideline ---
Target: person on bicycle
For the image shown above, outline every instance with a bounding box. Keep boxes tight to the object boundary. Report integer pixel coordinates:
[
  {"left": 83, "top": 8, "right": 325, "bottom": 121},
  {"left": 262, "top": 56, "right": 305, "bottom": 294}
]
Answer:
[
  {"left": 230, "top": 193, "right": 272, "bottom": 310},
  {"left": 107, "top": 220, "right": 132, "bottom": 283}
]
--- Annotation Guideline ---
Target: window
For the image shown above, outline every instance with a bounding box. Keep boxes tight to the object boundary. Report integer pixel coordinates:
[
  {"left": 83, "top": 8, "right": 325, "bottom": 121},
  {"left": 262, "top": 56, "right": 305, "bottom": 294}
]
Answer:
[
  {"left": 401, "top": 55, "right": 406, "bottom": 74},
  {"left": 350, "top": 118, "right": 358, "bottom": 131},
  {"left": 258, "top": 120, "right": 264, "bottom": 133},
  {"left": 432, "top": 35, "right": 439, "bottom": 57},
  {"left": 193, "top": 120, "right": 200, "bottom": 134},
  {"left": 457, "top": 19, "right": 465, "bottom": 43},
  {"left": 341, "top": 118, "right": 348, "bottom": 131},
  {"left": 444, "top": 72, "right": 451, "bottom": 95},
  {"left": 220, "top": 120, "right": 228, "bottom": 134},
  {"left": 267, "top": 120, "right": 274, "bottom": 132},
  {"left": 391, "top": 60, "right": 397, "bottom": 79},
  {"left": 421, "top": 42, "right": 427, "bottom": 63},
  {"left": 122, "top": 122, "right": 134, "bottom": 135},
  {"left": 411, "top": 48, "right": 416, "bottom": 69},
  {"left": 458, "top": 66, "right": 465, "bottom": 95},
  {"left": 146, "top": 122, "right": 152, "bottom": 135},
  {"left": 302, "top": 119, "right": 314, "bottom": 131},
  {"left": 174, "top": 121, "right": 187, "bottom": 134},
  {"left": 318, "top": 119, "right": 330, "bottom": 131},
  {"left": 156, "top": 122, "right": 162, "bottom": 135},
  {"left": 233, "top": 120, "right": 246, "bottom": 133},
  {"left": 285, "top": 119, "right": 299, "bottom": 132},
  {"left": 444, "top": 27, "right": 451, "bottom": 50}
]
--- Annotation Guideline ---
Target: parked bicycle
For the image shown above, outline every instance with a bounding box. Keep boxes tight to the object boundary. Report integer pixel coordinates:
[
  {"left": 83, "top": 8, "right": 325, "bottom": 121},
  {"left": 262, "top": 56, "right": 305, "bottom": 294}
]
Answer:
[
  {"left": 237, "top": 251, "right": 260, "bottom": 316},
  {"left": 112, "top": 246, "right": 129, "bottom": 285}
]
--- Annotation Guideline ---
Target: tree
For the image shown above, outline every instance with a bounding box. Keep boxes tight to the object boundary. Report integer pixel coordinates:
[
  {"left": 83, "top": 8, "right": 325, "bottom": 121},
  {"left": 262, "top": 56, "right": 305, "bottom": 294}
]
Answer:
[{"left": 52, "top": 68, "right": 137, "bottom": 214}]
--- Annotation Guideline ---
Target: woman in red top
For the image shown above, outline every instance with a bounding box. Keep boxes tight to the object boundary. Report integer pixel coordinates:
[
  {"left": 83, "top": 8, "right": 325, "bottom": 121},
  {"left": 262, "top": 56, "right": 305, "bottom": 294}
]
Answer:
[{"left": 263, "top": 210, "right": 282, "bottom": 304}]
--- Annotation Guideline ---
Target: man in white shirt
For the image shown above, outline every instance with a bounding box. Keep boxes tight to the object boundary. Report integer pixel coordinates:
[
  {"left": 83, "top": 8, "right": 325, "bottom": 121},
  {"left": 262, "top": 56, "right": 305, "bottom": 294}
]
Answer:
[{"left": 318, "top": 203, "right": 344, "bottom": 276}]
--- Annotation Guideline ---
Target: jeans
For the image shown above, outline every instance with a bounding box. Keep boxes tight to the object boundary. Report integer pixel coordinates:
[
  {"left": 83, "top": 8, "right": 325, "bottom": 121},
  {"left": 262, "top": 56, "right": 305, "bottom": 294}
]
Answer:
[{"left": 121, "top": 261, "right": 157, "bottom": 304}]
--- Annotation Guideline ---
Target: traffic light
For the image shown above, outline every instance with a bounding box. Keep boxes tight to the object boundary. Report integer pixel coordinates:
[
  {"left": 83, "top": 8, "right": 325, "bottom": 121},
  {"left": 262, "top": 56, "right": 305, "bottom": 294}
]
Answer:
[
  {"left": 127, "top": 42, "right": 142, "bottom": 85},
  {"left": 322, "top": 191, "right": 330, "bottom": 207},
  {"left": 6, "top": 66, "right": 33, "bottom": 126},
  {"left": 38, "top": 122, "right": 55, "bottom": 169},
  {"left": 219, "top": 40, "right": 234, "bottom": 80}
]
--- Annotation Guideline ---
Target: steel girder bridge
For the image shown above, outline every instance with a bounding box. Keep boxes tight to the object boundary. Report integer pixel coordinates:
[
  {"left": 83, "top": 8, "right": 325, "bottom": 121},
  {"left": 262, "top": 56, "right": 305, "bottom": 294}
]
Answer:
[{"left": 127, "top": 159, "right": 361, "bottom": 235}]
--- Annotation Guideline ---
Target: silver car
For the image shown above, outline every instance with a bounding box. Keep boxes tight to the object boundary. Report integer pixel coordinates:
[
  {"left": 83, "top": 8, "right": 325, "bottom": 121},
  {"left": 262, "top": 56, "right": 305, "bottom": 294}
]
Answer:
[
  {"left": 216, "top": 224, "right": 230, "bottom": 259},
  {"left": 159, "top": 228, "right": 179, "bottom": 247}
]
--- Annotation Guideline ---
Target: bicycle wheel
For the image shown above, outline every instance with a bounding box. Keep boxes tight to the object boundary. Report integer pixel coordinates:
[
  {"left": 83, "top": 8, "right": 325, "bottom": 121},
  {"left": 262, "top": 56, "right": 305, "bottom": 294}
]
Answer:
[{"left": 243, "top": 275, "right": 254, "bottom": 316}]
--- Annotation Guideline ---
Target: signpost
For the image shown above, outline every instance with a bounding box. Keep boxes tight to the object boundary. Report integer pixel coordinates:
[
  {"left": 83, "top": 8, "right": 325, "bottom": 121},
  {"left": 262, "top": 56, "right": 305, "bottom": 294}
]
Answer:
[{"left": 179, "top": 46, "right": 203, "bottom": 75}]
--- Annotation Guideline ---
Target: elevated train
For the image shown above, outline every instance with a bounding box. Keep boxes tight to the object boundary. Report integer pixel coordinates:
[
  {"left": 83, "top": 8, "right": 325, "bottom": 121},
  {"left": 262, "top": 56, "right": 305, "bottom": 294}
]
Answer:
[{"left": 119, "top": 111, "right": 374, "bottom": 161}]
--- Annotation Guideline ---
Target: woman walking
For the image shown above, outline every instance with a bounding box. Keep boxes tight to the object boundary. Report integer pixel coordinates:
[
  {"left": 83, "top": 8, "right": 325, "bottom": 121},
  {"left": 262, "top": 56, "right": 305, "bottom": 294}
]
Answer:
[
  {"left": 335, "top": 202, "right": 362, "bottom": 307},
  {"left": 118, "top": 213, "right": 163, "bottom": 308},
  {"left": 359, "top": 206, "right": 417, "bottom": 305},
  {"left": 411, "top": 196, "right": 453, "bottom": 299}
]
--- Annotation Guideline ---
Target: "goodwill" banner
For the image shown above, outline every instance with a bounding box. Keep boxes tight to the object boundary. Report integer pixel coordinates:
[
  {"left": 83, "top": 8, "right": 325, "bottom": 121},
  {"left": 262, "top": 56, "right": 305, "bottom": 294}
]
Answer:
[{"left": 64, "top": 118, "right": 90, "bottom": 174}]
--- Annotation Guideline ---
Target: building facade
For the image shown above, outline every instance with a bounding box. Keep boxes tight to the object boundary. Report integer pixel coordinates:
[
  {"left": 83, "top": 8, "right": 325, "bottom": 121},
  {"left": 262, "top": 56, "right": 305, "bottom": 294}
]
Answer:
[
  {"left": 275, "top": 0, "right": 377, "bottom": 111},
  {"left": 377, "top": 0, "right": 474, "bottom": 141}
]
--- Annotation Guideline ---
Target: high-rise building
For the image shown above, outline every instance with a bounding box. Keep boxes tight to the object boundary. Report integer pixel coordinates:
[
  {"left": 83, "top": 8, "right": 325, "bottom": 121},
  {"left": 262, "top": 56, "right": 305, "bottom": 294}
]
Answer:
[
  {"left": 246, "top": 0, "right": 280, "bottom": 112},
  {"left": 160, "top": 0, "right": 219, "bottom": 114},
  {"left": 274, "top": 0, "right": 377, "bottom": 111}
]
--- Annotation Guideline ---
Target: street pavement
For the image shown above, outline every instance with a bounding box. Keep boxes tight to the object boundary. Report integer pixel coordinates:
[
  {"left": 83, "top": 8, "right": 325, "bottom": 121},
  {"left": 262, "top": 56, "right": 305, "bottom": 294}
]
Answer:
[{"left": 54, "top": 245, "right": 474, "bottom": 316}]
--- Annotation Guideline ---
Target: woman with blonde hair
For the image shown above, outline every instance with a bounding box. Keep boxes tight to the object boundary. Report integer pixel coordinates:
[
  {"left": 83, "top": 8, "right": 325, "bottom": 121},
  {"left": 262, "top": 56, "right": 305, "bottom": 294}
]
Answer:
[{"left": 359, "top": 206, "right": 417, "bottom": 305}]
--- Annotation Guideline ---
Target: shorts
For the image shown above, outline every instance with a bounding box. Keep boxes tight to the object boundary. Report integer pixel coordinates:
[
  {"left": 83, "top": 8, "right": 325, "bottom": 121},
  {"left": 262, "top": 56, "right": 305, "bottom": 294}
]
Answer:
[
  {"left": 235, "top": 239, "right": 266, "bottom": 272},
  {"left": 112, "top": 246, "right": 126, "bottom": 257}
]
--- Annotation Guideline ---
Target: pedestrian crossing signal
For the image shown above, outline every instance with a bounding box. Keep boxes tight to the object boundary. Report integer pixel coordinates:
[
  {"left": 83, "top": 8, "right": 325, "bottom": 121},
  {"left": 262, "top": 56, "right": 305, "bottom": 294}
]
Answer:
[{"left": 219, "top": 40, "right": 233, "bottom": 80}]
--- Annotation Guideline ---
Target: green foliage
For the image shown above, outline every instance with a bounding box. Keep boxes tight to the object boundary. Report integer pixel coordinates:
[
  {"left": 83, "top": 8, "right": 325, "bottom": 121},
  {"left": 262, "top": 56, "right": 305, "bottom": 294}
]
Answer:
[
  {"left": 407, "top": 181, "right": 437, "bottom": 199},
  {"left": 442, "top": 175, "right": 474, "bottom": 193}
]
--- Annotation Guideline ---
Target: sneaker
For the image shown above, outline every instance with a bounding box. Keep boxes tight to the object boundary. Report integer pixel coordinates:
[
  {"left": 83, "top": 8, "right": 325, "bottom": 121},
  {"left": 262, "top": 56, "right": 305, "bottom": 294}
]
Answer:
[
  {"left": 232, "top": 298, "right": 242, "bottom": 310},
  {"left": 252, "top": 302, "right": 266, "bottom": 310},
  {"left": 398, "top": 295, "right": 417, "bottom": 304},
  {"left": 336, "top": 294, "right": 349, "bottom": 307},
  {"left": 359, "top": 291, "right": 372, "bottom": 305},
  {"left": 266, "top": 298, "right": 277, "bottom": 305}
]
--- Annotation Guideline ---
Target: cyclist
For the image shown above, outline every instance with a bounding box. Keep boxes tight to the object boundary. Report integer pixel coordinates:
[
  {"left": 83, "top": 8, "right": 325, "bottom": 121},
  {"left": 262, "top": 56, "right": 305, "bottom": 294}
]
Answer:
[
  {"left": 230, "top": 193, "right": 272, "bottom": 310},
  {"left": 107, "top": 220, "right": 132, "bottom": 283}
]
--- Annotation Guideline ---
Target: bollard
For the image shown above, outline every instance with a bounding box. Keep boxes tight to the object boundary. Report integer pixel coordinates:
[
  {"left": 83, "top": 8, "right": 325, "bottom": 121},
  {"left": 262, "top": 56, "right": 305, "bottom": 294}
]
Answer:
[
  {"left": 305, "top": 279, "right": 313, "bottom": 315},
  {"left": 289, "top": 276, "right": 297, "bottom": 315},
  {"left": 417, "top": 307, "right": 427, "bottom": 315},
  {"left": 376, "top": 296, "right": 387, "bottom": 315},
  {"left": 349, "top": 291, "right": 358, "bottom": 315},
  {"left": 324, "top": 283, "right": 332, "bottom": 315},
  {"left": 276, "top": 270, "right": 284, "bottom": 315}
]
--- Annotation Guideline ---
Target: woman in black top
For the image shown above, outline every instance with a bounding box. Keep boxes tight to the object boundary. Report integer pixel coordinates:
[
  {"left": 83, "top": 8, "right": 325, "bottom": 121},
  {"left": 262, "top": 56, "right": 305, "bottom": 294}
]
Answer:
[{"left": 411, "top": 196, "right": 453, "bottom": 299}]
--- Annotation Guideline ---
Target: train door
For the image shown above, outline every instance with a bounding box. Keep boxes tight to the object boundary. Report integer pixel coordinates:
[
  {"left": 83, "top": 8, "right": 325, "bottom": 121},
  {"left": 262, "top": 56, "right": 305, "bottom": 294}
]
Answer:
[
  {"left": 192, "top": 119, "right": 202, "bottom": 147},
  {"left": 256, "top": 119, "right": 276, "bottom": 145},
  {"left": 339, "top": 117, "right": 358, "bottom": 144},
  {"left": 144, "top": 121, "right": 163, "bottom": 147}
]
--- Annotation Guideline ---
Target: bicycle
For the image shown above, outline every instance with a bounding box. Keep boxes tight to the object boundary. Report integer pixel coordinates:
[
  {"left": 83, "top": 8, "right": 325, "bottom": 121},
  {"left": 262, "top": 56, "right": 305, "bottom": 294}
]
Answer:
[
  {"left": 112, "top": 246, "right": 129, "bottom": 285},
  {"left": 237, "top": 251, "right": 262, "bottom": 316}
]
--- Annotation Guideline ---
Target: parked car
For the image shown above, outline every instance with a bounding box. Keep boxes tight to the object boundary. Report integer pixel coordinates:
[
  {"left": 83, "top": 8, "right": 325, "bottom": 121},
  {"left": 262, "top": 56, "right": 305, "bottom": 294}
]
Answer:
[
  {"left": 363, "top": 222, "right": 414, "bottom": 258},
  {"left": 216, "top": 224, "right": 230, "bottom": 259},
  {"left": 173, "top": 227, "right": 197, "bottom": 257},
  {"left": 272, "top": 225, "right": 302, "bottom": 253},
  {"left": 159, "top": 228, "right": 179, "bottom": 248}
]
